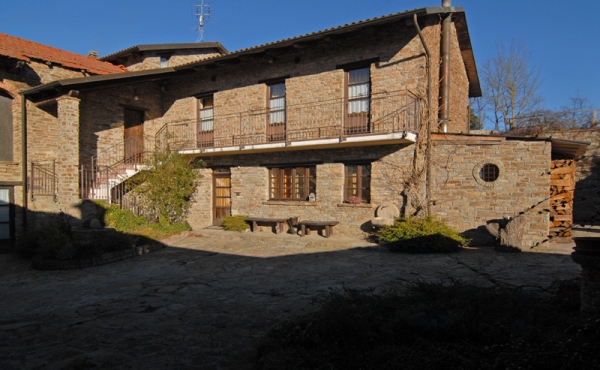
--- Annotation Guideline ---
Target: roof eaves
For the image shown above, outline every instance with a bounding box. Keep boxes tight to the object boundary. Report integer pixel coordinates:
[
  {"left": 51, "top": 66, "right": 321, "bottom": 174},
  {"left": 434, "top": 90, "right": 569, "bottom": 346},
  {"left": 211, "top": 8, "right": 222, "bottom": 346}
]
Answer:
[
  {"left": 21, "top": 67, "right": 176, "bottom": 97},
  {"left": 174, "top": 7, "right": 448, "bottom": 71},
  {"left": 101, "top": 42, "right": 228, "bottom": 61}
]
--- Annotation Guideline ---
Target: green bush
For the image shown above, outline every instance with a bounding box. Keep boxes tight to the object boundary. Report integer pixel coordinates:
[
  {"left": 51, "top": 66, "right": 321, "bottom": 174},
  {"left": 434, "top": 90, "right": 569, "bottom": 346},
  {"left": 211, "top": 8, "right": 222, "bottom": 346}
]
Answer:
[
  {"left": 134, "top": 149, "right": 202, "bottom": 225},
  {"left": 103, "top": 204, "right": 148, "bottom": 232},
  {"left": 377, "top": 216, "right": 468, "bottom": 253},
  {"left": 222, "top": 215, "right": 249, "bottom": 232}
]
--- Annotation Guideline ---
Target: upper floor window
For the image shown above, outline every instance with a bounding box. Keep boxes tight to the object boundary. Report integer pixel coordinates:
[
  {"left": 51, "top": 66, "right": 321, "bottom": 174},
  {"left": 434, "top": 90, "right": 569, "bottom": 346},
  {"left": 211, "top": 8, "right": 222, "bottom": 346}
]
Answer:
[
  {"left": 268, "top": 83, "right": 286, "bottom": 124},
  {"left": 347, "top": 68, "right": 370, "bottom": 114},
  {"left": 267, "top": 82, "right": 286, "bottom": 141},
  {"left": 345, "top": 67, "right": 370, "bottom": 134},
  {"left": 0, "top": 91, "right": 13, "bottom": 161},
  {"left": 345, "top": 164, "right": 371, "bottom": 203},
  {"left": 159, "top": 54, "right": 171, "bottom": 68},
  {"left": 269, "top": 166, "right": 316, "bottom": 201},
  {"left": 198, "top": 96, "right": 214, "bottom": 131},
  {"left": 197, "top": 96, "right": 214, "bottom": 147}
]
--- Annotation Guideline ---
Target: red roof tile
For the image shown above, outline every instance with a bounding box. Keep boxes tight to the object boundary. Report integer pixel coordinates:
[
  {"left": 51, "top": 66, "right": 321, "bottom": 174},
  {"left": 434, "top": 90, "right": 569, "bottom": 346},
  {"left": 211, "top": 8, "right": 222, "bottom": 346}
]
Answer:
[{"left": 0, "top": 33, "right": 127, "bottom": 75}]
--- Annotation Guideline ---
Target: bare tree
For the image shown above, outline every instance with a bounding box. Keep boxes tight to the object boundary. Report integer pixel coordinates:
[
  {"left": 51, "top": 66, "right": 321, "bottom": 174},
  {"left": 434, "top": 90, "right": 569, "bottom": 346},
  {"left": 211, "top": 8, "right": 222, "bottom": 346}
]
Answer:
[{"left": 481, "top": 39, "right": 543, "bottom": 131}]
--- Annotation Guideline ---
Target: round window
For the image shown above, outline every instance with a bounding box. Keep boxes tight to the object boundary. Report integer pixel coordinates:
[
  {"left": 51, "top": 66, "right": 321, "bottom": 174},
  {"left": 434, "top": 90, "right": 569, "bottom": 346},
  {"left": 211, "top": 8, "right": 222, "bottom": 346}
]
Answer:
[
  {"left": 473, "top": 160, "right": 503, "bottom": 187},
  {"left": 479, "top": 163, "right": 500, "bottom": 182}
]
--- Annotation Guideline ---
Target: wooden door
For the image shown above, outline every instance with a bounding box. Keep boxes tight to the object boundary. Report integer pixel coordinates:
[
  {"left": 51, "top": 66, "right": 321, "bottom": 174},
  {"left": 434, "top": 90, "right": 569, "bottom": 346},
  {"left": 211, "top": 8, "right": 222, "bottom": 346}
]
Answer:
[
  {"left": 124, "top": 108, "right": 144, "bottom": 164},
  {"left": 213, "top": 172, "right": 231, "bottom": 225},
  {"left": 0, "top": 187, "right": 14, "bottom": 251}
]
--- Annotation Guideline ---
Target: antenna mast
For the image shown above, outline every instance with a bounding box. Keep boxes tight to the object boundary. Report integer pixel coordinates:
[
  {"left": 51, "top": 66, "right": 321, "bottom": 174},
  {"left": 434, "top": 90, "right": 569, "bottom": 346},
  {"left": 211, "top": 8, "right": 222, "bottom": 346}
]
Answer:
[{"left": 195, "top": 1, "right": 212, "bottom": 42}]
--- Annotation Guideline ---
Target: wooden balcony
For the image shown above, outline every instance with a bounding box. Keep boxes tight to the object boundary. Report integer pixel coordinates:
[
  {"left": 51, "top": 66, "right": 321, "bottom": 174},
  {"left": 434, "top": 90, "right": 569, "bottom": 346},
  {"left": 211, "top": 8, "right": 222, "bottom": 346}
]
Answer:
[{"left": 156, "top": 89, "right": 420, "bottom": 156}]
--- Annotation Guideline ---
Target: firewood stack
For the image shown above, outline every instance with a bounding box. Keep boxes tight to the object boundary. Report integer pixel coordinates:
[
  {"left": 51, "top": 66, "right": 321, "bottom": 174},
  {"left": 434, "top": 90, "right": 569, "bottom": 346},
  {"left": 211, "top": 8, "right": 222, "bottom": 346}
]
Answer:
[{"left": 549, "top": 159, "right": 575, "bottom": 238}]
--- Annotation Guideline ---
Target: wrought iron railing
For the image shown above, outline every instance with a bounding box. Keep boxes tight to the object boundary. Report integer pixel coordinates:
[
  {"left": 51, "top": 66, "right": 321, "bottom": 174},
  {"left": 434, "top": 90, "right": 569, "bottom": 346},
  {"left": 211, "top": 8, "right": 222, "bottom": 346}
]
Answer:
[
  {"left": 79, "top": 164, "right": 143, "bottom": 215},
  {"left": 31, "top": 160, "right": 57, "bottom": 201},
  {"left": 155, "top": 89, "right": 420, "bottom": 152}
]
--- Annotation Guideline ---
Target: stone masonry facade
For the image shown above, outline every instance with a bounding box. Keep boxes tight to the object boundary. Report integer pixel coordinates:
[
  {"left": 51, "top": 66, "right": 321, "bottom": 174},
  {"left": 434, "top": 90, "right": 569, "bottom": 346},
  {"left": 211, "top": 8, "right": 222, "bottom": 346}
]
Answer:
[{"left": 8, "top": 9, "right": 568, "bottom": 249}]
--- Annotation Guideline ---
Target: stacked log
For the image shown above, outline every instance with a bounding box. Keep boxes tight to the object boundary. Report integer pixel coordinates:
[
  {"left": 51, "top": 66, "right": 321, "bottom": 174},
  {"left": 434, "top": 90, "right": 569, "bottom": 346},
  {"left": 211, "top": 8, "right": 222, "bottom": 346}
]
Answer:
[{"left": 549, "top": 159, "right": 575, "bottom": 238}]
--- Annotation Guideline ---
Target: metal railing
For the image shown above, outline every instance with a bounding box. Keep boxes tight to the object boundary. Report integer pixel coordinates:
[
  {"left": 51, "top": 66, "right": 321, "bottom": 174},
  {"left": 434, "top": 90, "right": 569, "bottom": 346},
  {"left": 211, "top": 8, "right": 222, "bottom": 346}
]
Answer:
[
  {"left": 156, "top": 89, "right": 420, "bottom": 152},
  {"left": 91, "top": 136, "right": 155, "bottom": 173},
  {"left": 31, "top": 160, "right": 57, "bottom": 201},
  {"left": 80, "top": 164, "right": 143, "bottom": 215}
]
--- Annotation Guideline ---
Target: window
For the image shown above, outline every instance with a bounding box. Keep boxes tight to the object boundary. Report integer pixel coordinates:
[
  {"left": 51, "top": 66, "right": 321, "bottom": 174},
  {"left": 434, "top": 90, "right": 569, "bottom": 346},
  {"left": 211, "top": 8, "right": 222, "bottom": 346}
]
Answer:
[
  {"left": 267, "top": 82, "right": 286, "bottom": 141},
  {"left": 479, "top": 163, "right": 499, "bottom": 182},
  {"left": 198, "top": 96, "right": 214, "bottom": 147},
  {"left": 0, "top": 91, "right": 13, "bottom": 161},
  {"left": 269, "top": 166, "right": 316, "bottom": 200},
  {"left": 269, "top": 83, "right": 285, "bottom": 124},
  {"left": 159, "top": 54, "right": 171, "bottom": 68},
  {"left": 345, "top": 164, "right": 371, "bottom": 203},
  {"left": 345, "top": 67, "right": 370, "bottom": 134}
]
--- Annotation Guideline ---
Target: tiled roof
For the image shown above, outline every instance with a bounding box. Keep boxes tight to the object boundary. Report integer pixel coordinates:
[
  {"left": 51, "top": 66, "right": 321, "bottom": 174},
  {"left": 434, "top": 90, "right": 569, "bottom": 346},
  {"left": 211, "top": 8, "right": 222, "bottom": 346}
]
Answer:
[{"left": 0, "top": 33, "right": 127, "bottom": 75}]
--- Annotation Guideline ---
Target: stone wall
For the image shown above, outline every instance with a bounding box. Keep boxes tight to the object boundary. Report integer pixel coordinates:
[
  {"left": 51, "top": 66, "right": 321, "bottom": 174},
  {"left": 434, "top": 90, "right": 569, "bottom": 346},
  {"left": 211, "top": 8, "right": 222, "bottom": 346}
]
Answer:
[
  {"left": 187, "top": 144, "right": 415, "bottom": 234},
  {"left": 542, "top": 128, "right": 600, "bottom": 224},
  {"left": 430, "top": 136, "right": 551, "bottom": 247},
  {"left": 156, "top": 15, "right": 466, "bottom": 137}
]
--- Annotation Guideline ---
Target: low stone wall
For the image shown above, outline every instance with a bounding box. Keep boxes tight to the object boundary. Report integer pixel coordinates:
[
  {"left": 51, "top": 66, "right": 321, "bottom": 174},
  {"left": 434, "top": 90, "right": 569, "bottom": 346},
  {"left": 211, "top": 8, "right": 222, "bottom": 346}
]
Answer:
[{"left": 32, "top": 244, "right": 165, "bottom": 270}]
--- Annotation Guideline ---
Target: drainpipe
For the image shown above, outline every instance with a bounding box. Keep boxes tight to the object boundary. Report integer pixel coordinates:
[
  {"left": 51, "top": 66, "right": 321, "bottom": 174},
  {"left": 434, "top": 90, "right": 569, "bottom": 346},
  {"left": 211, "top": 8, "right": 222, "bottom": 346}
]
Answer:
[
  {"left": 20, "top": 95, "right": 28, "bottom": 228},
  {"left": 413, "top": 14, "right": 432, "bottom": 216},
  {"left": 439, "top": 0, "right": 452, "bottom": 133}
]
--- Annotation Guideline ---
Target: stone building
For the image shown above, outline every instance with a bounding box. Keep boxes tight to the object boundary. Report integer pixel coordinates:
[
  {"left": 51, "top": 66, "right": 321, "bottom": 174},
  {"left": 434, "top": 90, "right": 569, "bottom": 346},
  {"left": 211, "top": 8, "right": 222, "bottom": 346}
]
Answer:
[
  {"left": 5, "top": 5, "right": 590, "bottom": 250},
  {"left": 0, "top": 33, "right": 126, "bottom": 250}
]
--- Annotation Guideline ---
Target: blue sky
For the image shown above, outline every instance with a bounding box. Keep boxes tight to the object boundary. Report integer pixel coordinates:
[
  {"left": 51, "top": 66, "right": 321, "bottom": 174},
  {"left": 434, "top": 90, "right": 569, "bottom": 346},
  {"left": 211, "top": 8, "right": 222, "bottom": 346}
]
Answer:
[{"left": 2, "top": 0, "right": 599, "bottom": 114}]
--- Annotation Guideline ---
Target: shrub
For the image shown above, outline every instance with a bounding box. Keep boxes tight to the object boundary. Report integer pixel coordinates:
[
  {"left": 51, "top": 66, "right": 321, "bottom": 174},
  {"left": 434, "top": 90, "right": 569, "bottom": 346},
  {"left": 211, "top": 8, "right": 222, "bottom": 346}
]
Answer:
[
  {"left": 17, "top": 226, "right": 71, "bottom": 259},
  {"left": 16, "top": 212, "right": 72, "bottom": 259},
  {"left": 134, "top": 149, "right": 203, "bottom": 225},
  {"left": 222, "top": 215, "right": 249, "bottom": 232},
  {"left": 103, "top": 204, "right": 148, "bottom": 232},
  {"left": 377, "top": 216, "right": 468, "bottom": 253}
]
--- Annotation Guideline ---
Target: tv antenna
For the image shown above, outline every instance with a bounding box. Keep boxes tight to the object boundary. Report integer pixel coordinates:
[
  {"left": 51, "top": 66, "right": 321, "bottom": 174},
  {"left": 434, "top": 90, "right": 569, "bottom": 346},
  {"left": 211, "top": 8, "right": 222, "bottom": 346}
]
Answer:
[{"left": 195, "top": 1, "right": 212, "bottom": 42}]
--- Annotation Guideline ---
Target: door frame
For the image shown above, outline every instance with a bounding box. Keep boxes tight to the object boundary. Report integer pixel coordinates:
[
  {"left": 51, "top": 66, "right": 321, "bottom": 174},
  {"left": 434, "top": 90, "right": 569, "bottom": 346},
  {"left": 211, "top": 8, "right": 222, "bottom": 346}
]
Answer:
[
  {"left": 123, "top": 107, "right": 145, "bottom": 164},
  {"left": 212, "top": 170, "right": 231, "bottom": 226},
  {"left": 0, "top": 186, "right": 15, "bottom": 251}
]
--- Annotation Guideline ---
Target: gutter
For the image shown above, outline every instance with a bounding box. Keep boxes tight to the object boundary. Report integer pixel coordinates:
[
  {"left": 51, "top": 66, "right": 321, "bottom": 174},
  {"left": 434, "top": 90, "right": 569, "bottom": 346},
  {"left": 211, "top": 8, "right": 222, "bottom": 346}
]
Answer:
[
  {"left": 20, "top": 95, "right": 27, "bottom": 228},
  {"left": 439, "top": 0, "right": 455, "bottom": 132}
]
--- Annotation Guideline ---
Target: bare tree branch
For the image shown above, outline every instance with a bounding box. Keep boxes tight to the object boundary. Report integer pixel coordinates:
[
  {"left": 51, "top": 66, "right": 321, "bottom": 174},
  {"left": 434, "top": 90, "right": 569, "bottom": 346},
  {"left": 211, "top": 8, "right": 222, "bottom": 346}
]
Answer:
[{"left": 481, "top": 38, "right": 543, "bottom": 131}]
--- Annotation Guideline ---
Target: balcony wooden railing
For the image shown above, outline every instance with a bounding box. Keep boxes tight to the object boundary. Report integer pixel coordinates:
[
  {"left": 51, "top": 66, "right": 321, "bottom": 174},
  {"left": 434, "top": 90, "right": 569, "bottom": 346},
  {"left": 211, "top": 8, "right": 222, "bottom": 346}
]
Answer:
[
  {"left": 31, "top": 160, "right": 57, "bottom": 201},
  {"left": 156, "top": 89, "right": 420, "bottom": 152}
]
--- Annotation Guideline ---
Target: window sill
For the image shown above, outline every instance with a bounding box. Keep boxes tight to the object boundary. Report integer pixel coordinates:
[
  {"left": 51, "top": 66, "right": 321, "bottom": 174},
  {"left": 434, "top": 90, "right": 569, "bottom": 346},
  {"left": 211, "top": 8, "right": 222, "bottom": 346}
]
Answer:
[
  {"left": 263, "top": 201, "right": 319, "bottom": 206},
  {"left": 337, "top": 203, "right": 373, "bottom": 208}
]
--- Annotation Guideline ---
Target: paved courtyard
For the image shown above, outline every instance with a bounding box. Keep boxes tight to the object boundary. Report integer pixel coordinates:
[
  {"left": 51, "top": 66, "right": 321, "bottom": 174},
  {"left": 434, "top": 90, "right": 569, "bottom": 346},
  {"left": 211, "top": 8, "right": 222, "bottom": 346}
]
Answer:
[{"left": 0, "top": 229, "right": 583, "bottom": 369}]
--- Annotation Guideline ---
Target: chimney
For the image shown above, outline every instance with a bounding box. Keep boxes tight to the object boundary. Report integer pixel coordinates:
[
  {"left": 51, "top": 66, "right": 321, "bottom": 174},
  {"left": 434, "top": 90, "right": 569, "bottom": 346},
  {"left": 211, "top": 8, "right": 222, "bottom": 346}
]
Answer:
[{"left": 88, "top": 50, "right": 99, "bottom": 58}]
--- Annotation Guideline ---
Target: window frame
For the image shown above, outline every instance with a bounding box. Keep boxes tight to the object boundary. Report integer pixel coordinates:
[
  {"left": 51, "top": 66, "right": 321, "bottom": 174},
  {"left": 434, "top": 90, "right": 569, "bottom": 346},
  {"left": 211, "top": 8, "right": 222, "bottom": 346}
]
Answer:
[
  {"left": 269, "top": 166, "right": 316, "bottom": 201},
  {"left": 343, "top": 66, "right": 371, "bottom": 134},
  {"left": 267, "top": 82, "right": 286, "bottom": 125},
  {"left": 344, "top": 163, "right": 371, "bottom": 203},
  {"left": 197, "top": 95, "right": 214, "bottom": 147}
]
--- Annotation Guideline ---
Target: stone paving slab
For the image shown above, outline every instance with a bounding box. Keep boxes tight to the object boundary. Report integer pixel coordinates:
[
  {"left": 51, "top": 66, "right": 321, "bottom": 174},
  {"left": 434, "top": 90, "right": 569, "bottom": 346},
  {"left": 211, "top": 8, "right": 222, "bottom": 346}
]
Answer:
[{"left": 0, "top": 229, "right": 582, "bottom": 369}]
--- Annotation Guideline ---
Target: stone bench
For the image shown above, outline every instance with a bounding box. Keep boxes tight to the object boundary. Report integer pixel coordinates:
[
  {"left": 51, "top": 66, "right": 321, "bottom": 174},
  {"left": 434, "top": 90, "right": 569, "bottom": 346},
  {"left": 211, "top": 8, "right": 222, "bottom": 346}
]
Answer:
[
  {"left": 298, "top": 220, "right": 339, "bottom": 238},
  {"left": 246, "top": 217, "right": 289, "bottom": 234}
]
